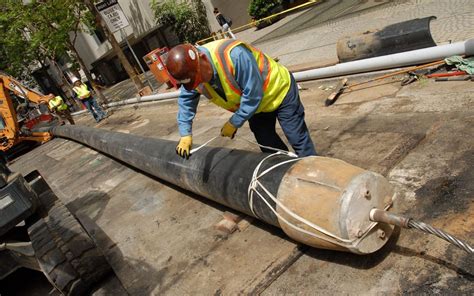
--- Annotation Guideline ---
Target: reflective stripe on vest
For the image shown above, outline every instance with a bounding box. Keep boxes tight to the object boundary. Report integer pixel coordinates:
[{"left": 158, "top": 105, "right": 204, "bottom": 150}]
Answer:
[
  {"left": 200, "top": 40, "right": 291, "bottom": 113},
  {"left": 73, "top": 84, "right": 91, "bottom": 98},
  {"left": 49, "top": 96, "right": 68, "bottom": 111}
]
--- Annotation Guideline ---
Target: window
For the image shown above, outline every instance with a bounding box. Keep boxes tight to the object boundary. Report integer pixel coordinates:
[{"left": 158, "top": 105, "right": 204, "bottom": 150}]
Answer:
[{"left": 94, "top": 28, "right": 107, "bottom": 44}]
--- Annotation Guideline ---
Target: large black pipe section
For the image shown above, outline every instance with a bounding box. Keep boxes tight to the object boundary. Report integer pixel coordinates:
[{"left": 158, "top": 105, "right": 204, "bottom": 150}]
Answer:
[
  {"left": 337, "top": 16, "right": 437, "bottom": 62},
  {"left": 50, "top": 125, "right": 396, "bottom": 254},
  {"left": 50, "top": 125, "right": 290, "bottom": 227}
]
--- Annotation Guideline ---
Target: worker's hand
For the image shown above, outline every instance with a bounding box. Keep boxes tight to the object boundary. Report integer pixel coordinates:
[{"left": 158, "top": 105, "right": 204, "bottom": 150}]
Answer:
[
  {"left": 176, "top": 135, "right": 193, "bottom": 159},
  {"left": 220, "top": 121, "right": 237, "bottom": 139}
]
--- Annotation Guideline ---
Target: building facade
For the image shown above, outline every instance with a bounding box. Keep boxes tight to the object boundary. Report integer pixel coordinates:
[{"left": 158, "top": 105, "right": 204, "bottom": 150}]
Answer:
[
  {"left": 76, "top": 0, "right": 257, "bottom": 87},
  {"left": 35, "top": 0, "right": 255, "bottom": 95},
  {"left": 74, "top": 0, "right": 180, "bottom": 86}
]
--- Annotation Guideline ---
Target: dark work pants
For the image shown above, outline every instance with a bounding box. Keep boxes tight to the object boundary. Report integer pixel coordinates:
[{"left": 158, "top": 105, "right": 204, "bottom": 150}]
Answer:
[
  {"left": 83, "top": 97, "right": 106, "bottom": 122},
  {"left": 55, "top": 109, "right": 75, "bottom": 125},
  {"left": 248, "top": 74, "right": 316, "bottom": 157}
]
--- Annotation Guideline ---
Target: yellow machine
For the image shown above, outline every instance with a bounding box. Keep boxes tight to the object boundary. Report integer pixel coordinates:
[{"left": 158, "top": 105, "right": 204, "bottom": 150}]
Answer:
[{"left": 0, "top": 74, "right": 55, "bottom": 152}]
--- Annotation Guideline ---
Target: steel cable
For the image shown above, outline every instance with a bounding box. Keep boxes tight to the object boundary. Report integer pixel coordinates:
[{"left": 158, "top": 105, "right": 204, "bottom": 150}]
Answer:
[{"left": 408, "top": 220, "right": 473, "bottom": 254}]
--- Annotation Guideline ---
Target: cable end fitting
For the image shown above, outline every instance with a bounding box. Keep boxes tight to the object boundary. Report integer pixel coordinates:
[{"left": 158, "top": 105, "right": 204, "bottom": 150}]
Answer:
[{"left": 369, "top": 208, "right": 410, "bottom": 228}]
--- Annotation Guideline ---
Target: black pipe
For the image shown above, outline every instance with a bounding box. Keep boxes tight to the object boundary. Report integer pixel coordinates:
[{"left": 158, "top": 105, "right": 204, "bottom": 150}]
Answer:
[
  {"left": 337, "top": 16, "right": 437, "bottom": 62},
  {"left": 50, "top": 125, "right": 296, "bottom": 226}
]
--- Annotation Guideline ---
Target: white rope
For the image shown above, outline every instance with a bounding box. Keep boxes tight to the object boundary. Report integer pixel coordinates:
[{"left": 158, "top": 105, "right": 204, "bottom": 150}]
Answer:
[
  {"left": 247, "top": 154, "right": 354, "bottom": 244},
  {"left": 190, "top": 136, "right": 387, "bottom": 248},
  {"left": 189, "top": 135, "right": 298, "bottom": 158},
  {"left": 190, "top": 136, "right": 218, "bottom": 154},
  {"left": 250, "top": 185, "right": 355, "bottom": 247},
  {"left": 247, "top": 153, "right": 393, "bottom": 248},
  {"left": 238, "top": 138, "right": 298, "bottom": 158},
  {"left": 247, "top": 153, "right": 297, "bottom": 216}
]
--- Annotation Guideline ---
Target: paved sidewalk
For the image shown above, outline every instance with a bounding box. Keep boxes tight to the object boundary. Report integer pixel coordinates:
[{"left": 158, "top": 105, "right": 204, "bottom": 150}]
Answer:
[
  {"left": 244, "top": 0, "right": 474, "bottom": 68},
  {"left": 100, "top": 0, "right": 474, "bottom": 103},
  {"left": 100, "top": 72, "right": 167, "bottom": 103}
]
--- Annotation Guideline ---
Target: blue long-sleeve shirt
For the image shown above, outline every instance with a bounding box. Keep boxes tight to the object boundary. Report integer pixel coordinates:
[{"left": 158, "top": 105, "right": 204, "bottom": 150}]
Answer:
[{"left": 177, "top": 45, "right": 264, "bottom": 136}]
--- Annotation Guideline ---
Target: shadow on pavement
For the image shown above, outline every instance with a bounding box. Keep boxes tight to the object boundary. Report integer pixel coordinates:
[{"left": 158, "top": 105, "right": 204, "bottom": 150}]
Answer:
[
  {"left": 68, "top": 190, "right": 111, "bottom": 222},
  {"left": 303, "top": 226, "right": 401, "bottom": 269},
  {"left": 77, "top": 213, "right": 164, "bottom": 295}
]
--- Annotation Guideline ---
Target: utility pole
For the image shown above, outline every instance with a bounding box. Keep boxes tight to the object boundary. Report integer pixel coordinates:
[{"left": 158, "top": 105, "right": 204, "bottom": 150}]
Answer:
[
  {"left": 120, "top": 28, "right": 154, "bottom": 91},
  {"left": 84, "top": 0, "right": 145, "bottom": 91}
]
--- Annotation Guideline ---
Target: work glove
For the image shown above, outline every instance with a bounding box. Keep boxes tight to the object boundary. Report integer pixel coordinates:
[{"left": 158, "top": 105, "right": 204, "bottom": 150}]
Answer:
[
  {"left": 176, "top": 135, "right": 192, "bottom": 159},
  {"left": 220, "top": 121, "right": 237, "bottom": 139}
]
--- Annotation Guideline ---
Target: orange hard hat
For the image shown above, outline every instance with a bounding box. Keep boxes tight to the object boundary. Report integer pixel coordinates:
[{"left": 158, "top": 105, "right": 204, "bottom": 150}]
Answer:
[{"left": 166, "top": 44, "right": 202, "bottom": 91}]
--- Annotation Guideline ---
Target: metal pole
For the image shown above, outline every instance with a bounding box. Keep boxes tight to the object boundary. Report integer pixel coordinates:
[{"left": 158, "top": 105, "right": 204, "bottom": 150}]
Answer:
[
  {"left": 120, "top": 29, "right": 154, "bottom": 91},
  {"left": 294, "top": 38, "right": 474, "bottom": 81}
]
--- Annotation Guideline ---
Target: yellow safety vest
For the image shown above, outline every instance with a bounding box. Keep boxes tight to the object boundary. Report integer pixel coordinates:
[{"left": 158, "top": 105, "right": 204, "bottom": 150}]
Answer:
[
  {"left": 49, "top": 96, "right": 68, "bottom": 111},
  {"left": 73, "top": 84, "right": 91, "bottom": 99},
  {"left": 198, "top": 39, "right": 291, "bottom": 113}
]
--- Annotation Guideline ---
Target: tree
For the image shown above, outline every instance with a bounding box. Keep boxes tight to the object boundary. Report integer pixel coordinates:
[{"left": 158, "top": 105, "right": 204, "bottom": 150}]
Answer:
[
  {"left": 0, "top": 0, "right": 110, "bottom": 102},
  {"left": 248, "top": 0, "right": 283, "bottom": 20},
  {"left": 1, "top": 0, "right": 147, "bottom": 102},
  {"left": 24, "top": 0, "right": 111, "bottom": 103},
  {"left": 0, "top": 1, "right": 49, "bottom": 79},
  {"left": 151, "top": 0, "right": 211, "bottom": 44}
]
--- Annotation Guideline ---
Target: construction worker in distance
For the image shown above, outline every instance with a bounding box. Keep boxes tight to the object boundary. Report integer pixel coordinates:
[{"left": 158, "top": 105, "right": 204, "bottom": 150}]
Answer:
[
  {"left": 45, "top": 94, "right": 75, "bottom": 125},
  {"left": 71, "top": 77, "right": 106, "bottom": 123},
  {"left": 166, "top": 40, "right": 316, "bottom": 159}
]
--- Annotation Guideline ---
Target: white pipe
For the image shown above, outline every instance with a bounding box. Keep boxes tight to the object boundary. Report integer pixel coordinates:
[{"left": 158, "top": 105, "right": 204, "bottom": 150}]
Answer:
[
  {"left": 72, "top": 38, "right": 474, "bottom": 115},
  {"left": 293, "top": 39, "right": 474, "bottom": 81},
  {"left": 71, "top": 110, "right": 87, "bottom": 116},
  {"left": 105, "top": 90, "right": 180, "bottom": 108},
  {"left": 71, "top": 90, "right": 180, "bottom": 116}
]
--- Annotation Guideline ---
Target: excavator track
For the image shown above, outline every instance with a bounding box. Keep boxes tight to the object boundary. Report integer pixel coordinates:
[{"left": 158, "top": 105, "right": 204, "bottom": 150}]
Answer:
[{"left": 27, "top": 202, "right": 111, "bottom": 295}]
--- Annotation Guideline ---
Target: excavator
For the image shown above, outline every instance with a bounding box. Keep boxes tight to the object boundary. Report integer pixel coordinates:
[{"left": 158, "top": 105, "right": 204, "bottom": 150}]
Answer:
[
  {"left": 0, "top": 74, "right": 111, "bottom": 295},
  {"left": 0, "top": 73, "right": 58, "bottom": 157}
]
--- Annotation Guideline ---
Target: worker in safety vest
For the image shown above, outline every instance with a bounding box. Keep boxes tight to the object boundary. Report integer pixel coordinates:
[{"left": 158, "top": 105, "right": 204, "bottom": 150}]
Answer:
[
  {"left": 71, "top": 77, "right": 106, "bottom": 123},
  {"left": 166, "top": 40, "right": 316, "bottom": 159},
  {"left": 46, "top": 94, "right": 75, "bottom": 125}
]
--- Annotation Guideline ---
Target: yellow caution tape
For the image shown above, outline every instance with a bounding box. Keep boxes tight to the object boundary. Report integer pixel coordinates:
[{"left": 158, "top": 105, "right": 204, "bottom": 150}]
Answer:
[{"left": 196, "top": 0, "right": 321, "bottom": 45}]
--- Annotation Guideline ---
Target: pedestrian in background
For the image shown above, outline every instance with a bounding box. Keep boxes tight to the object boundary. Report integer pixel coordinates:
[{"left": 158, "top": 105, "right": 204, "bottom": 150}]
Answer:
[
  {"left": 71, "top": 77, "right": 107, "bottom": 123},
  {"left": 214, "top": 8, "right": 236, "bottom": 39}
]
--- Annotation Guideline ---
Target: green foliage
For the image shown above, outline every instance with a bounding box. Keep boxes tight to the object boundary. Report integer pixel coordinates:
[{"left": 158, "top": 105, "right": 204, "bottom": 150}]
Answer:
[
  {"left": 0, "top": 1, "right": 39, "bottom": 76},
  {"left": 248, "top": 0, "right": 282, "bottom": 20},
  {"left": 151, "top": 0, "right": 210, "bottom": 43},
  {"left": 0, "top": 0, "right": 94, "bottom": 77}
]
